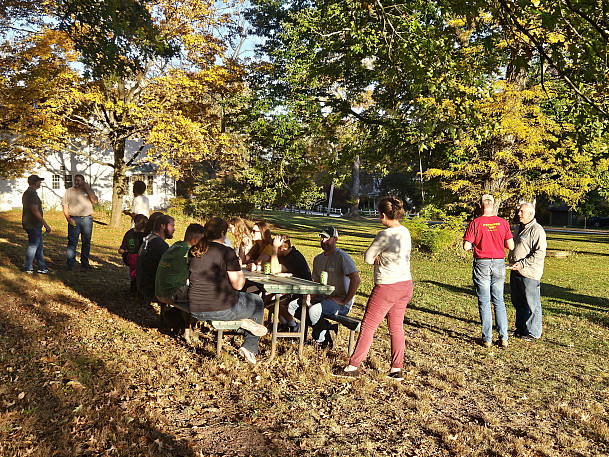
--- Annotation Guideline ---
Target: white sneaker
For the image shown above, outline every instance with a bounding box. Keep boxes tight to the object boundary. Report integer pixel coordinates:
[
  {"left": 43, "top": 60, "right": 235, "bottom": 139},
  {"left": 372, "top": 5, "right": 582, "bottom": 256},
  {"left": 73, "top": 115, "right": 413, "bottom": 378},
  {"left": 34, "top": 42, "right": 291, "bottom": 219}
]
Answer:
[
  {"left": 238, "top": 346, "right": 257, "bottom": 364},
  {"left": 240, "top": 319, "right": 268, "bottom": 337}
]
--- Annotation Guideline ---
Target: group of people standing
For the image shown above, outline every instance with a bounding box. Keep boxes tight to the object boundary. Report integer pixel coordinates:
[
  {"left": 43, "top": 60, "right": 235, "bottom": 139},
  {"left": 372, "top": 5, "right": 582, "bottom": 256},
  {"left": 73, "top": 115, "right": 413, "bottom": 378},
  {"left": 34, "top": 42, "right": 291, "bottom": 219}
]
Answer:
[
  {"left": 20, "top": 176, "right": 547, "bottom": 376},
  {"left": 463, "top": 195, "right": 546, "bottom": 348},
  {"left": 22, "top": 173, "right": 99, "bottom": 274}
]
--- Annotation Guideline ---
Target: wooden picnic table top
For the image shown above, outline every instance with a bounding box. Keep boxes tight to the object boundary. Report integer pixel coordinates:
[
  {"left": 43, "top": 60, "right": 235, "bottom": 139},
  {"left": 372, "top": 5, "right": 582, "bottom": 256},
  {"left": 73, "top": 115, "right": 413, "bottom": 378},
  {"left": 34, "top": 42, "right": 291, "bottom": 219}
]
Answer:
[{"left": 243, "top": 270, "right": 334, "bottom": 295}]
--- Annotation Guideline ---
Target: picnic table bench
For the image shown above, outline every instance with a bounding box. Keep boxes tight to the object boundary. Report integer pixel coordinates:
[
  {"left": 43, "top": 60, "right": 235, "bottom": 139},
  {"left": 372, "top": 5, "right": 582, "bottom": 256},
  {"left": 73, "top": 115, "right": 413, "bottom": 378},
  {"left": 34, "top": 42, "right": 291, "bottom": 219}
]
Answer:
[
  {"left": 160, "top": 301, "right": 243, "bottom": 355},
  {"left": 325, "top": 314, "right": 362, "bottom": 356}
]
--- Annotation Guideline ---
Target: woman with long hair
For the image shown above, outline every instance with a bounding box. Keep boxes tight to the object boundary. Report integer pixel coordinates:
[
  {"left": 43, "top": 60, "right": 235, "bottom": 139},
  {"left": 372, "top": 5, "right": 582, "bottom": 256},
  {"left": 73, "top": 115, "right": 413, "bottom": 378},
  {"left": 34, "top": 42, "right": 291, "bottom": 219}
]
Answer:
[
  {"left": 188, "top": 217, "right": 267, "bottom": 364},
  {"left": 244, "top": 221, "right": 273, "bottom": 270},
  {"left": 228, "top": 217, "right": 252, "bottom": 262},
  {"left": 338, "top": 197, "right": 413, "bottom": 380}
]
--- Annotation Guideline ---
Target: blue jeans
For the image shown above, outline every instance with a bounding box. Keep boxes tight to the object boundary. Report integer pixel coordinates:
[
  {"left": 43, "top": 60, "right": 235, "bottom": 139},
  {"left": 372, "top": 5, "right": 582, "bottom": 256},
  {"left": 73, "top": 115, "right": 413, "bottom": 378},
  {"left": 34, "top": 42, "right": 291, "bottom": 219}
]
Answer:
[
  {"left": 472, "top": 259, "right": 508, "bottom": 342},
  {"left": 191, "top": 292, "right": 264, "bottom": 355},
  {"left": 67, "top": 215, "right": 93, "bottom": 268},
  {"left": 510, "top": 272, "right": 542, "bottom": 339},
  {"left": 309, "top": 297, "right": 351, "bottom": 343},
  {"left": 24, "top": 227, "right": 47, "bottom": 272}
]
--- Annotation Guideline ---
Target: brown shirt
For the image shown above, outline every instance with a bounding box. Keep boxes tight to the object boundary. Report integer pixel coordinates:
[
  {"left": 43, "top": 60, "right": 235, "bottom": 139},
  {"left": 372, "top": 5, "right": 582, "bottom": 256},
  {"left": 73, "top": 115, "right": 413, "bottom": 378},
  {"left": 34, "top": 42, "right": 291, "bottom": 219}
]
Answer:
[{"left": 22, "top": 187, "right": 42, "bottom": 230}]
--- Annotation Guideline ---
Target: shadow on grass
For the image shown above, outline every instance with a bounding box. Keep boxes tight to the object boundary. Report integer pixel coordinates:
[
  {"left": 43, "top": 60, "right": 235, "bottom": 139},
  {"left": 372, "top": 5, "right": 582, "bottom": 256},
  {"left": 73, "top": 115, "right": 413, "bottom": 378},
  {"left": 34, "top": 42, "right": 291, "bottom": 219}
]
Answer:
[
  {"left": 0, "top": 214, "right": 162, "bottom": 330},
  {"left": 507, "top": 282, "right": 609, "bottom": 311},
  {"left": 0, "top": 278, "right": 194, "bottom": 456}
]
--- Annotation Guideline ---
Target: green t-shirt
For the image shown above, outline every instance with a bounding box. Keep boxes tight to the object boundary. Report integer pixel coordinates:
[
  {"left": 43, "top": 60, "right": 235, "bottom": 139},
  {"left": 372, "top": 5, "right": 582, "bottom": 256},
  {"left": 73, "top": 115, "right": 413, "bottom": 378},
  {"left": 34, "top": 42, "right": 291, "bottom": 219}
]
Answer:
[
  {"left": 22, "top": 187, "right": 43, "bottom": 230},
  {"left": 155, "top": 241, "right": 191, "bottom": 298}
]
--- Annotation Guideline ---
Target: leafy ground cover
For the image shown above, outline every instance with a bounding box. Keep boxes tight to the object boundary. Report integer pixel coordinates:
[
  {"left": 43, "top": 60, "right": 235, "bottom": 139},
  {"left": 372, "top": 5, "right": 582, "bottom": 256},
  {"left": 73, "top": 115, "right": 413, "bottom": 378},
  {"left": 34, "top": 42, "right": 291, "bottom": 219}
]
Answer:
[{"left": 0, "top": 209, "right": 608, "bottom": 456}]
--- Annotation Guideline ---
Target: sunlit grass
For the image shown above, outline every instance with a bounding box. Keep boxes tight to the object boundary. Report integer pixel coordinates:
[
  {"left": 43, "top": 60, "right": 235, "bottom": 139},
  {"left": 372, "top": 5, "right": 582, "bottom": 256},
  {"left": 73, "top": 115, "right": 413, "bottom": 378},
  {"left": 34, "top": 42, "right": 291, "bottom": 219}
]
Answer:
[{"left": 0, "top": 209, "right": 608, "bottom": 456}]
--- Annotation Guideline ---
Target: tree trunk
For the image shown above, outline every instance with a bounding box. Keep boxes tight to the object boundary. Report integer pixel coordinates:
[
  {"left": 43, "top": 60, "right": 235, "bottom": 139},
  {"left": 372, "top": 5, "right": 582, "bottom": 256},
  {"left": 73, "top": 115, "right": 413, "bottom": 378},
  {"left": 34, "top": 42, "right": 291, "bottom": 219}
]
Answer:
[
  {"left": 109, "top": 138, "right": 127, "bottom": 228},
  {"left": 349, "top": 155, "right": 360, "bottom": 218}
]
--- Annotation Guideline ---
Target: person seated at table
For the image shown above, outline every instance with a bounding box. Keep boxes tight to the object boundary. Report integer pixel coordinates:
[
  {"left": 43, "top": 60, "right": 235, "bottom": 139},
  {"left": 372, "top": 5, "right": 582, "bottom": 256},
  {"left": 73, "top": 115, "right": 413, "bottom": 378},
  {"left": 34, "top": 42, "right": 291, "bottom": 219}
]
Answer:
[
  {"left": 136, "top": 215, "right": 175, "bottom": 303},
  {"left": 244, "top": 221, "right": 273, "bottom": 270},
  {"left": 307, "top": 226, "right": 361, "bottom": 348},
  {"left": 269, "top": 234, "right": 312, "bottom": 332},
  {"left": 228, "top": 217, "right": 252, "bottom": 262},
  {"left": 188, "top": 217, "right": 268, "bottom": 364},
  {"left": 155, "top": 223, "right": 205, "bottom": 305},
  {"left": 143, "top": 211, "right": 164, "bottom": 237}
]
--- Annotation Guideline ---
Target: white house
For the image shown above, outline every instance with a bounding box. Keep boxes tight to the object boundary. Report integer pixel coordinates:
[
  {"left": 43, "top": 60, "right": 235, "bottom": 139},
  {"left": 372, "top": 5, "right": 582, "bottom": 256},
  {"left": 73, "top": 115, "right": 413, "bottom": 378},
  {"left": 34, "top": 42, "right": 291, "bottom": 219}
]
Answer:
[{"left": 0, "top": 139, "right": 175, "bottom": 212}]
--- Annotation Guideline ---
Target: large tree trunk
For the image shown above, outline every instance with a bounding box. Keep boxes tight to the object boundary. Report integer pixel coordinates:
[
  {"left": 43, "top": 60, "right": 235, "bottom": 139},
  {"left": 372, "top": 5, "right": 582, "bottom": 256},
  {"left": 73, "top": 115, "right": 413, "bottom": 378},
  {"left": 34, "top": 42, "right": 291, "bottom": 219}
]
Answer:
[
  {"left": 109, "top": 139, "right": 127, "bottom": 228},
  {"left": 349, "top": 155, "right": 360, "bottom": 218}
]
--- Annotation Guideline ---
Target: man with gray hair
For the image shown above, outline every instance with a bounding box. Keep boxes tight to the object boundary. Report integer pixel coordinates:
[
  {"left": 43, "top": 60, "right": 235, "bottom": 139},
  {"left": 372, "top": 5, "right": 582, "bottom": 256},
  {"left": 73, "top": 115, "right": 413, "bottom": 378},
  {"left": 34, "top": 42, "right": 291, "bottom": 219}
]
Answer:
[
  {"left": 463, "top": 194, "right": 514, "bottom": 348},
  {"left": 508, "top": 202, "right": 547, "bottom": 341}
]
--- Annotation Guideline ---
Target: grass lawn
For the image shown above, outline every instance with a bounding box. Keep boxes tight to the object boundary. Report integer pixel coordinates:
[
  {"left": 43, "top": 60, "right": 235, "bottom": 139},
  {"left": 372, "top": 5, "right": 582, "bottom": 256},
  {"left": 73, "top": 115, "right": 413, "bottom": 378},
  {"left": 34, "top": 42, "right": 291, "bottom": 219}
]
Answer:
[{"left": 0, "top": 209, "right": 608, "bottom": 456}]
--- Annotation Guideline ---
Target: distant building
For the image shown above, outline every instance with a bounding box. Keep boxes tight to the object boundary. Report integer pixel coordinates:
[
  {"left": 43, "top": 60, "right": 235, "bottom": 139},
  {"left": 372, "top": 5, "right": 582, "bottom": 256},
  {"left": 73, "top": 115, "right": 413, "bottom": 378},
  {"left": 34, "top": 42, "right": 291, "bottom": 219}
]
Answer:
[{"left": 0, "top": 139, "right": 175, "bottom": 211}]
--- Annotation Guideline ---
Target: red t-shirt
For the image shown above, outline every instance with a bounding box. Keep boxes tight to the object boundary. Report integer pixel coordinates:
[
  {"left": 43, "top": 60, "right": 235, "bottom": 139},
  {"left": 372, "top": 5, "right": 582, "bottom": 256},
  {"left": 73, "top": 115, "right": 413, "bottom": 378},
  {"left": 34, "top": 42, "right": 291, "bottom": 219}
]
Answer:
[{"left": 463, "top": 215, "right": 513, "bottom": 259}]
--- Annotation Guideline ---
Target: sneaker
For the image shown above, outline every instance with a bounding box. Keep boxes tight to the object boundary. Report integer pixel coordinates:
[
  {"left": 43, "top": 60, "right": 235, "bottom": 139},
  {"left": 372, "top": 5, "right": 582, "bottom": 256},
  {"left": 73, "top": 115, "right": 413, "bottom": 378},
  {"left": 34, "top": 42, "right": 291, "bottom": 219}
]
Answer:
[
  {"left": 81, "top": 264, "right": 94, "bottom": 270},
  {"left": 24, "top": 270, "right": 34, "bottom": 275},
  {"left": 482, "top": 341, "right": 493, "bottom": 348},
  {"left": 37, "top": 269, "right": 50, "bottom": 274},
  {"left": 499, "top": 339, "right": 509, "bottom": 348},
  {"left": 240, "top": 319, "right": 268, "bottom": 337},
  {"left": 519, "top": 334, "right": 538, "bottom": 342},
  {"left": 386, "top": 370, "right": 404, "bottom": 381},
  {"left": 332, "top": 367, "right": 361, "bottom": 378},
  {"left": 238, "top": 346, "right": 257, "bottom": 364}
]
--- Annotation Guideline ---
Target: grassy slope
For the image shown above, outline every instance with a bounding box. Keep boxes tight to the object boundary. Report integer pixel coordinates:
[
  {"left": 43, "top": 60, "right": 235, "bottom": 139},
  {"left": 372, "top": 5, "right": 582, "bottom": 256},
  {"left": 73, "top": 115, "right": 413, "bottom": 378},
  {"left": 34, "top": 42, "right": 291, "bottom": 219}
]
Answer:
[{"left": 0, "top": 209, "right": 608, "bottom": 456}]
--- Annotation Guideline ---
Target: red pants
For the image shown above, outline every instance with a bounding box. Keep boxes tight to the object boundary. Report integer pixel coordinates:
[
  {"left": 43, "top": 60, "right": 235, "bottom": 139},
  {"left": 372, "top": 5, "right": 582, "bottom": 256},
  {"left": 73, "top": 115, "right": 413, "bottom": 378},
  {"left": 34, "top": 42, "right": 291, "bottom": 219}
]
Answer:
[
  {"left": 126, "top": 253, "right": 138, "bottom": 281},
  {"left": 349, "top": 280, "right": 413, "bottom": 369}
]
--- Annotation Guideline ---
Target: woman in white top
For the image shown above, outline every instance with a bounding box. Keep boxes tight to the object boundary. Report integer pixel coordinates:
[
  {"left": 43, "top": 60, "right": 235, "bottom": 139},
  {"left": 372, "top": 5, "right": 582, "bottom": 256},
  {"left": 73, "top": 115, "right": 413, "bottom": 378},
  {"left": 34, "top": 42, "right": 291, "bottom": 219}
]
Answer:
[{"left": 340, "top": 197, "right": 413, "bottom": 380}]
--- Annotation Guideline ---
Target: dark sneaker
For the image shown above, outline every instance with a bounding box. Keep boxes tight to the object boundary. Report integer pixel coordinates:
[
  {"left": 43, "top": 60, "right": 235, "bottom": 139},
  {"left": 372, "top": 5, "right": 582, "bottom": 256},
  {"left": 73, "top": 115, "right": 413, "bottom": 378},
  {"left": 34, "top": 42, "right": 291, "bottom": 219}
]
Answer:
[
  {"left": 37, "top": 269, "right": 50, "bottom": 274},
  {"left": 332, "top": 367, "right": 361, "bottom": 378},
  {"left": 386, "top": 370, "right": 404, "bottom": 381},
  {"left": 81, "top": 264, "right": 94, "bottom": 270}
]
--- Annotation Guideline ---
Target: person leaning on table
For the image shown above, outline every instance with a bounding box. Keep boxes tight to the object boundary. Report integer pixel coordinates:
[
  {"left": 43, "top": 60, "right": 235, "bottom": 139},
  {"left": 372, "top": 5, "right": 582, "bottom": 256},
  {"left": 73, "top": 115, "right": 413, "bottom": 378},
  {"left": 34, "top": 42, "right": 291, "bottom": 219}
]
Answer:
[
  {"left": 337, "top": 197, "right": 413, "bottom": 380},
  {"left": 187, "top": 217, "right": 267, "bottom": 364},
  {"left": 508, "top": 202, "right": 547, "bottom": 341}
]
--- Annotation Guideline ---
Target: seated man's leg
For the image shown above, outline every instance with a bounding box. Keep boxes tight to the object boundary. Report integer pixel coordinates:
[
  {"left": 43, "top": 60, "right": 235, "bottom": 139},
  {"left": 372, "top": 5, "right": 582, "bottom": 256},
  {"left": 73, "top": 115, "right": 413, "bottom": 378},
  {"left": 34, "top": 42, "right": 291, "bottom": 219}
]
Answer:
[{"left": 310, "top": 297, "right": 349, "bottom": 343}]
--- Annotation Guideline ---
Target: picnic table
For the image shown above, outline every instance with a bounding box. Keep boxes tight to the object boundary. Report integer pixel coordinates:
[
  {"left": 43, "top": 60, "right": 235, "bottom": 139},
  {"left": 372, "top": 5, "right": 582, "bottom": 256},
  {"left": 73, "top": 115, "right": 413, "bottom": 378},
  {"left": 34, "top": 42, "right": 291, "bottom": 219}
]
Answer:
[{"left": 243, "top": 269, "right": 334, "bottom": 360}]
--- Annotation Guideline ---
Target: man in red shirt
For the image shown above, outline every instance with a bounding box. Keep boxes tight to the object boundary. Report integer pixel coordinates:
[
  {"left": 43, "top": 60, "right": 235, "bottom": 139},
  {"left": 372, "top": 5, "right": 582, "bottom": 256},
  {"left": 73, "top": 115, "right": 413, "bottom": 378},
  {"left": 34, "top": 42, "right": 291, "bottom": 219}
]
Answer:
[{"left": 463, "top": 194, "right": 514, "bottom": 348}]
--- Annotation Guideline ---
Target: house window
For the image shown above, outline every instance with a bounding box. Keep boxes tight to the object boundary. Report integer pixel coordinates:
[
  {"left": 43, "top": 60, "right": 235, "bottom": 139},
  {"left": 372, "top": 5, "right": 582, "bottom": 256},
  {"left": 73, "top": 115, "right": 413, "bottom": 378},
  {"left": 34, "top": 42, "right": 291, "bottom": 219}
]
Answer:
[
  {"left": 64, "top": 174, "right": 73, "bottom": 188},
  {"left": 52, "top": 174, "right": 61, "bottom": 190}
]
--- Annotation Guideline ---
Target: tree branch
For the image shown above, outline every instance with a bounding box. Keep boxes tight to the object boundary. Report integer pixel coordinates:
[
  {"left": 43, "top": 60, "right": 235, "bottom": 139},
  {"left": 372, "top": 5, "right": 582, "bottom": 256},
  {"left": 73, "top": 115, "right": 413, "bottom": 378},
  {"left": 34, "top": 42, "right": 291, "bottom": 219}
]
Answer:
[{"left": 497, "top": 0, "right": 609, "bottom": 117}]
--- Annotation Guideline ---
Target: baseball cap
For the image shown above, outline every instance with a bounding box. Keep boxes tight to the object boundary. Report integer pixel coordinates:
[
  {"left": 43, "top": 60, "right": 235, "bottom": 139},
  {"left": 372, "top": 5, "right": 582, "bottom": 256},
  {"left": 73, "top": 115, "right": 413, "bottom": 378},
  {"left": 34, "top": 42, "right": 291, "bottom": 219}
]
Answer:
[
  {"left": 27, "top": 175, "right": 44, "bottom": 185},
  {"left": 481, "top": 194, "right": 494, "bottom": 204},
  {"left": 319, "top": 226, "right": 338, "bottom": 238}
]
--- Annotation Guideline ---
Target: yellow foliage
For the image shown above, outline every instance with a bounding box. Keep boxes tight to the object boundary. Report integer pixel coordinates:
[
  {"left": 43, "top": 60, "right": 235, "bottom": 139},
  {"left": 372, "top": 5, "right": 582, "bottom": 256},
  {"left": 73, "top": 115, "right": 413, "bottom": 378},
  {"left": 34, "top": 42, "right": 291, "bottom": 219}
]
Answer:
[{"left": 426, "top": 81, "right": 596, "bottom": 208}]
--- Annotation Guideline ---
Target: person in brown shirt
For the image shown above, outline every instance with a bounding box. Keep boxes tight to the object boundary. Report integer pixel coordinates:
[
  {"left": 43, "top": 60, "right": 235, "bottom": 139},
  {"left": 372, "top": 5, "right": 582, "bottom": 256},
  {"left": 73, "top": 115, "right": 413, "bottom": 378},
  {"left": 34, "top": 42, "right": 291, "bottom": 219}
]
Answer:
[{"left": 22, "top": 175, "right": 51, "bottom": 274}]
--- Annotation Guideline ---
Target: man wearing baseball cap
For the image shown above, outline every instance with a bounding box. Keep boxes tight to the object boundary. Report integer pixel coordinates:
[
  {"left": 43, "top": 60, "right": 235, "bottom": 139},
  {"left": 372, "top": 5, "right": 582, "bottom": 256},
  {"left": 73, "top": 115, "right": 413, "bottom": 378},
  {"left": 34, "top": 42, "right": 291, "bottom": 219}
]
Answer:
[
  {"left": 22, "top": 175, "right": 51, "bottom": 274},
  {"left": 463, "top": 194, "right": 514, "bottom": 348},
  {"left": 306, "top": 226, "right": 361, "bottom": 348}
]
